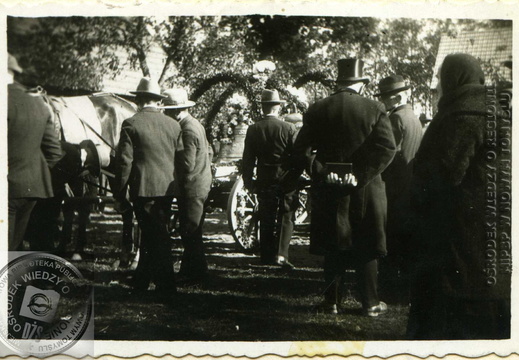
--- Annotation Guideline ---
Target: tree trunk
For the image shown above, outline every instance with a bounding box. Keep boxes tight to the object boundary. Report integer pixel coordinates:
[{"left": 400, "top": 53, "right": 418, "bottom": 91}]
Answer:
[
  {"left": 158, "top": 55, "right": 176, "bottom": 86},
  {"left": 136, "top": 47, "right": 151, "bottom": 78}
]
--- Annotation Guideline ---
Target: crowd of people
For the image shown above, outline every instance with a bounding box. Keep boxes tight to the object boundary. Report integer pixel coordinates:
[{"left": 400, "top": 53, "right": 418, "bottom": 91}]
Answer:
[{"left": 8, "top": 52, "right": 511, "bottom": 340}]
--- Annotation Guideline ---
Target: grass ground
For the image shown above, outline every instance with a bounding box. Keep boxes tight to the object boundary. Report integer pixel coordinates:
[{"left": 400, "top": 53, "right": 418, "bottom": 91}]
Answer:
[{"left": 72, "top": 209, "right": 409, "bottom": 341}]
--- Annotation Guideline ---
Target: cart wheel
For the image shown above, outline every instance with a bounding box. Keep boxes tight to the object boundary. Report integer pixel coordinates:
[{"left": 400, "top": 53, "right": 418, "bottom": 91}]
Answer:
[
  {"left": 168, "top": 198, "right": 180, "bottom": 237},
  {"left": 227, "top": 176, "right": 260, "bottom": 251},
  {"left": 294, "top": 188, "right": 309, "bottom": 224}
]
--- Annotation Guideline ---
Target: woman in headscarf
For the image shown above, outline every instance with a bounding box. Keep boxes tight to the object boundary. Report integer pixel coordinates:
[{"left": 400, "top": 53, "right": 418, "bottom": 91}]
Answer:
[{"left": 407, "top": 53, "right": 511, "bottom": 339}]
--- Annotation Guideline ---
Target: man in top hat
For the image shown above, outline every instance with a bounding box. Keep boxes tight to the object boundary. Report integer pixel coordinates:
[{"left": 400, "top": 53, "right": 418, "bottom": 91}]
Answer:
[
  {"left": 161, "top": 88, "right": 213, "bottom": 284},
  {"left": 288, "top": 59, "right": 396, "bottom": 316},
  {"left": 374, "top": 75, "right": 422, "bottom": 294},
  {"left": 242, "top": 89, "right": 298, "bottom": 268},
  {"left": 114, "top": 77, "right": 183, "bottom": 296},
  {"left": 7, "top": 53, "right": 63, "bottom": 251}
]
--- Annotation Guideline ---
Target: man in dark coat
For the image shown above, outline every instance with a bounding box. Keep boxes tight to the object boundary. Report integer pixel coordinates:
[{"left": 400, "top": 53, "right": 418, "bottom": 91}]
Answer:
[
  {"left": 375, "top": 75, "right": 422, "bottom": 289},
  {"left": 242, "top": 89, "right": 297, "bottom": 267},
  {"left": 408, "top": 53, "right": 511, "bottom": 339},
  {"left": 114, "top": 78, "right": 182, "bottom": 296},
  {"left": 162, "top": 88, "right": 213, "bottom": 283},
  {"left": 7, "top": 53, "right": 63, "bottom": 251},
  {"left": 290, "top": 59, "right": 396, "bottom": 316}
]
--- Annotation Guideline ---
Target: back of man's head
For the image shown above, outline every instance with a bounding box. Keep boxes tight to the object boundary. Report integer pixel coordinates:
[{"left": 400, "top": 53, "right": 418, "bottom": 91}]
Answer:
[
  {"left": 135, "top": 95, "right": 158, "bottom": 109},
  {"left": 262, "top": 103, "right": 280, "bottom": 116},
  {"left": 336, "top": 80, "right": 365, "bottom": 94}
]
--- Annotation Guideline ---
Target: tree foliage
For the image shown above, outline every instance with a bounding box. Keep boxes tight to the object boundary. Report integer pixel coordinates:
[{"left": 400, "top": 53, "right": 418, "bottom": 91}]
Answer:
[{"left": 8, "top": 16, "right": 511, "bottom": 139}]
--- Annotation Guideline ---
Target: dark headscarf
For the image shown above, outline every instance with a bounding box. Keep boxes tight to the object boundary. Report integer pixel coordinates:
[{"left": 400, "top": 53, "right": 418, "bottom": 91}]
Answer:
[{"left": 440, "top": 53, "right": 485, "bottom": 95}]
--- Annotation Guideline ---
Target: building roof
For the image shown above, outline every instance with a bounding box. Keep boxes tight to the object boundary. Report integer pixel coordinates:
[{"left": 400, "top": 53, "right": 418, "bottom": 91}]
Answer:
[{"left": 431, "top": 28, "right": 512, "bottom": 89}]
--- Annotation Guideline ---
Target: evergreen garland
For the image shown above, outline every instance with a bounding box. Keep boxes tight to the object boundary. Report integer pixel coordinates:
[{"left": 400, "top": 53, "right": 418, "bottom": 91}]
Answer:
[
  {"left": 194, "top": 70, "right": 337, "bottom": 144},
  {"left": 204, "top": 84, "right": 238, "bottom": 143}
]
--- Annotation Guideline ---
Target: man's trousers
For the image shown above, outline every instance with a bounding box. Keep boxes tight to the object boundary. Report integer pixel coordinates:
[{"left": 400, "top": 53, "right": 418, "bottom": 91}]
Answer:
[
  {"left": 8, "top": 198, "right": 37, "bottom": 251},
  {"left": 177, "top": 195, "right": 208, "bottom": 280},
  {"left": 133, "top": 196, "right": 176, "bottom": 290},
  {"left": 324, "top": 249, "right": 380, "bottom": 309},
  {"left": 257, "top": 186, "right": 297, "bottom": 263}
]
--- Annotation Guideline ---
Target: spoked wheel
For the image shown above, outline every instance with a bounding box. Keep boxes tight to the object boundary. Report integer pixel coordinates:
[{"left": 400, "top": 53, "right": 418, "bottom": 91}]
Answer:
[
  {"left": 294, "top": 188, "right": 309, "bottom": 224},
  {"left": 227, "top": 176, "right": 260, "bottom": 251}
]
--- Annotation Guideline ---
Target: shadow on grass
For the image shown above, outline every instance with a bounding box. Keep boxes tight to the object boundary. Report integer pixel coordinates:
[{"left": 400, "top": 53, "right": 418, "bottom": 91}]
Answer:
[
  {"left": 94, "top": 283, "right": 406, "bottom": 341},
  {"left": 81, "top": 211, "right": 410, "bottom": 341}
]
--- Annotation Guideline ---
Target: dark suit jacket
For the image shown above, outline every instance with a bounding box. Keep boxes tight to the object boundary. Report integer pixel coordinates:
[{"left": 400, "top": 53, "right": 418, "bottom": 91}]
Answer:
[
  {"left": 8, "top": 82, "right": 63, "bottom": 199},
  {"left": 293, "top": 88, "right": 396, "bottom": 256},
  {"left": 114, "top": 107, "right": 183, "bottom": 201},
  {"left": 242, "top": 115, "right": 297, "bottom": 190},
  {"left": 382, "top": 103, "right": 422, "bottom": 202},
  {"left": 176, "top": 114, "right": 213, "bottom": 198}
]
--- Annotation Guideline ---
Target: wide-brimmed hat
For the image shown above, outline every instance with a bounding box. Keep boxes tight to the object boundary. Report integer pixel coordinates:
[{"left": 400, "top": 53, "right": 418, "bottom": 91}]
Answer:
[
  {"left": 284, "top": 113, "right": 303, "bottom": 129},
  {"left": 8, "top": 53, "right": 23, "bottom": 74},
  {"left": 336, "top": 58, "right": 370, "bottom": 84},
  {"left": 160, "top": 88, "right": 196, "bottom": 109},
  {"left": 284, "top": 113, "right": 302, "bottom": 124},
  {"left": 80, "top": 140, "right": 110, "bottom": 177},
  {"left": 374, "top": 75, "right": 411, "bottom": 97},
  {"left": 260, "top": 89, "right": 286, "bottom": 104},
  {"left": 129, "top": 77, "right": 165, "bottom": 100}
]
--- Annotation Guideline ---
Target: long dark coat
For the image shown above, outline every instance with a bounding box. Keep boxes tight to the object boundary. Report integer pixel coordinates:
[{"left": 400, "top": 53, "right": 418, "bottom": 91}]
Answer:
[
  {"left": 114, "top": 107, "right": 183, "bottom": 201},
  {"left": 382, "top": 103, "right": 422, "bottom": 202},
  {"left": 293, "top": 89, "right": 396, "bottom": 256},
  {"left": 381, "top": 103, "right": 423, "bottom": 257},
  {"left": 8, "top": 82, "right": 63, "bottom": 199},
  {"left": 412, "top": 83, "right": 511, "bottom": 301},
  {"left": 408, "top": 83, "right": 511, "bottom": 340}
]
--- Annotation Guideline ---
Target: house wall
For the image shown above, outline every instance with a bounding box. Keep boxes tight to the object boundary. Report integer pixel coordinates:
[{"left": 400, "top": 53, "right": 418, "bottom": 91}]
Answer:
[{"left": 101, "top": 43, "right": 167, "bottom": 94}]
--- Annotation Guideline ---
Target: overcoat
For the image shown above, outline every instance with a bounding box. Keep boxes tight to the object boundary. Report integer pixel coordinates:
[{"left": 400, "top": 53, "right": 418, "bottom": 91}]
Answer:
[
  {"left": 8, "top": 82, "right": 63, "bottom": 199},
  {"left": 176, "top": 114, "right": 213, "bottom": 198},
  {"left": 412, "top": 84, "right": 511, "bottom": 301},
  {"left": 381, "top": 103, "right": 422, "bottom": 256},
  {"left": 242, "top": 115, "right": 296, "bottom": 190},
  {"left": 293, "top": 89, "right": 396, "bottom": 256},
  {"left": 382, "top": 103, "right": 422, "bottom": 202},
  {"left": 114, "top": 107, "right": 183, "bottom": 201}
]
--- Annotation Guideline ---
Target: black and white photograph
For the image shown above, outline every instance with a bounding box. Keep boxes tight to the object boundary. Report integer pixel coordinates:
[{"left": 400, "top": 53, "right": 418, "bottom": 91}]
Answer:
[{"left": 1, "top": 2, "right": 516, "bottom": 358}]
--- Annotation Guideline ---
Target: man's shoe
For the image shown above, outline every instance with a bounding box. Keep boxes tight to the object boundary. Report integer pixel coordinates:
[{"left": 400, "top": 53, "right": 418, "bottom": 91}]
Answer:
[
  {"left": 364, "top": 301, "right": 388, "bottom": 317},
  {"left": 275, "top": 256, "right": 294, "bottom": 270}
]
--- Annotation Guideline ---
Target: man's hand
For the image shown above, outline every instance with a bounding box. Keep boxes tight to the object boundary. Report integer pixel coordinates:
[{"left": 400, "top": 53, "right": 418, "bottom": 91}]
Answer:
[{"left": 325, "top": 172, "right": 358, "bottom": 187}]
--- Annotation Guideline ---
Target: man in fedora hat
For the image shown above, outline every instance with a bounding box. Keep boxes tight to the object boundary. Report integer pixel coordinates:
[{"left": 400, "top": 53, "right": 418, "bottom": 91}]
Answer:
[
  {"left": 7, "top": 52, "right": 63, "bottom": 251},
  {"left": 375, "top": 75, "right": 422, "bottom": 296},
  {"left": 161, "top": 88, "right": 213, "bottom": 284},
  {"left": 114, "top": 77, "right": 182, "bottom": 296},
  {"left": 242, "top": 89, "right": 298, "bottom": 268},
  {"left": 288, "top": 59, "right": 396, "bottom": 316}
]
